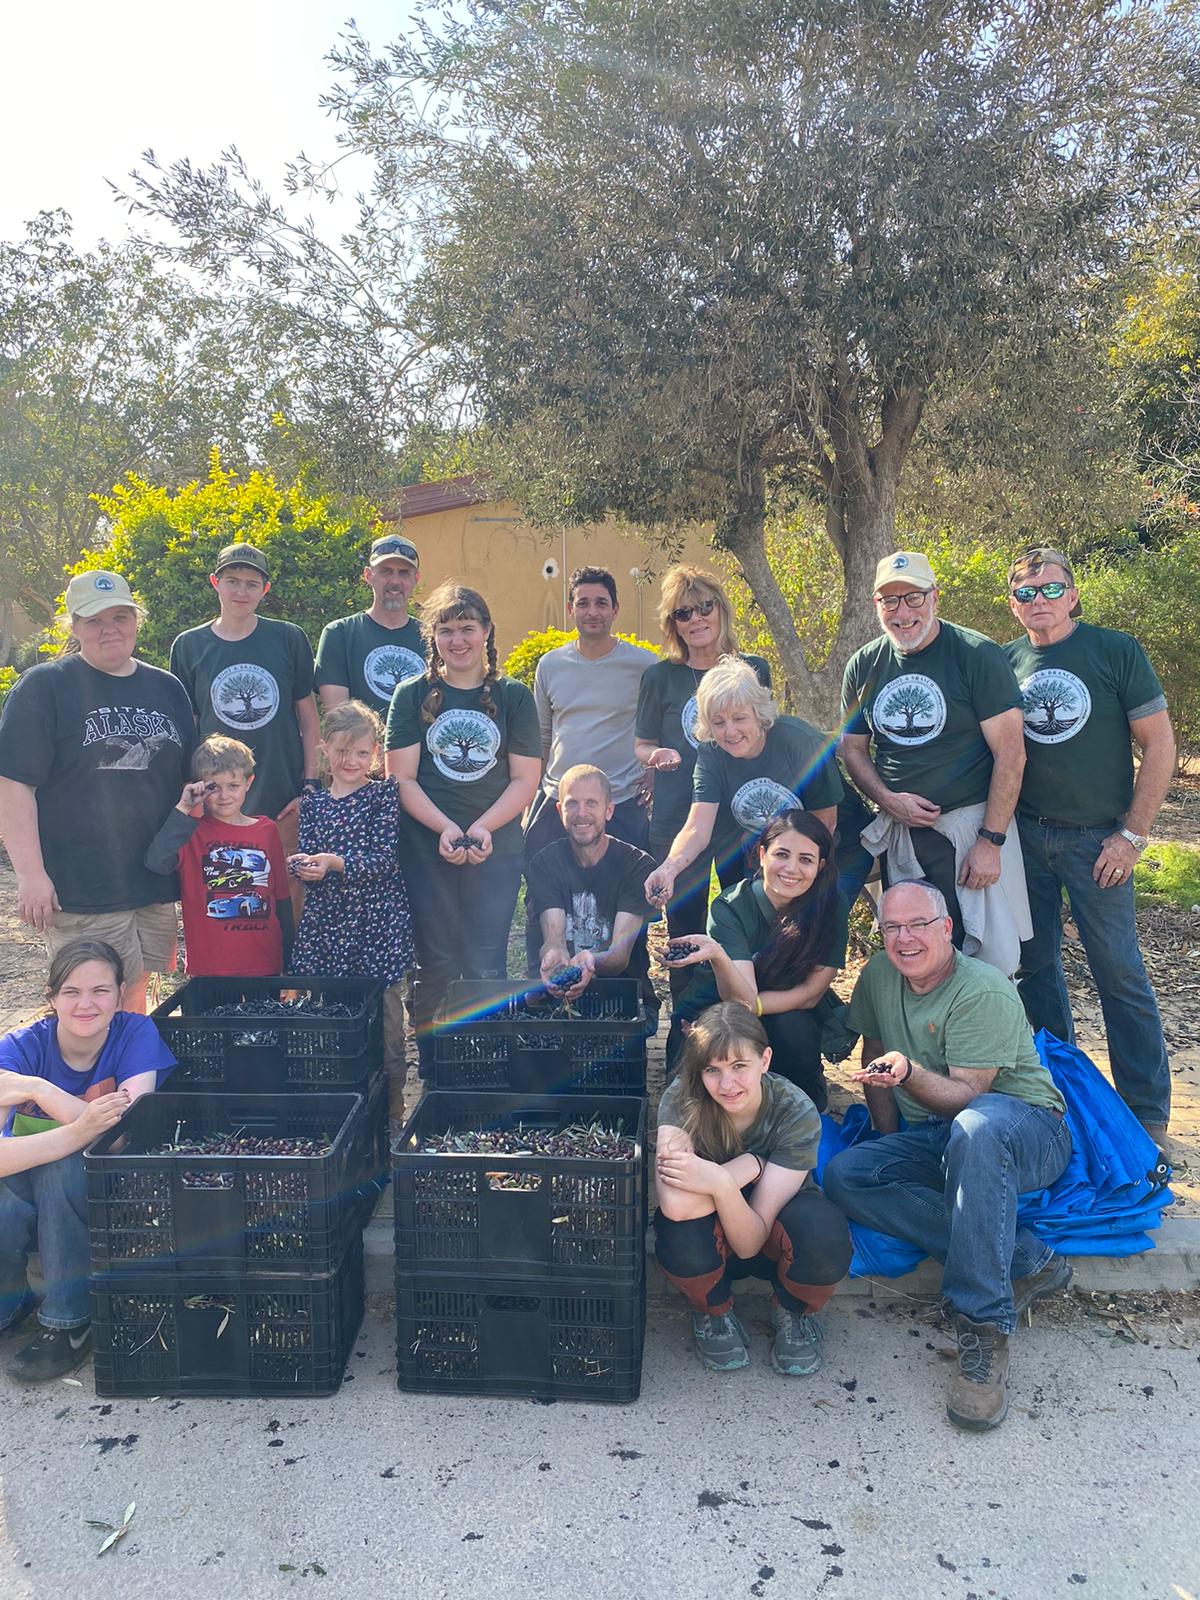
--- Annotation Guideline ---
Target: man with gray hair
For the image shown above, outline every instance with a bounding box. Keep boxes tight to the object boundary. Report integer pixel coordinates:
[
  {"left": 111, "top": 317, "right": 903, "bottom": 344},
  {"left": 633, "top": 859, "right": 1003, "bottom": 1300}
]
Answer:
[{"left": 823, "top": 879, "right": 1071, "bottom": 1432}]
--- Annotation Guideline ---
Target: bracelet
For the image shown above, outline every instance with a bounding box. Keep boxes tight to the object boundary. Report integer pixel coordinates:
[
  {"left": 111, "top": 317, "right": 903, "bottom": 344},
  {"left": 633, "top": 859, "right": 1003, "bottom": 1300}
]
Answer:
[
  {"left": 753, "top": 1154, "right": 764, "bottom": 1183},
  {"left": 898, "top": 1056, "right": 913, "bottom": 1085},
  {"left": 754, "top": 995, "right": 763, "bottom": 1017},
  {"left": 301, "top": 777, "right": 322, "bottom": 792}
]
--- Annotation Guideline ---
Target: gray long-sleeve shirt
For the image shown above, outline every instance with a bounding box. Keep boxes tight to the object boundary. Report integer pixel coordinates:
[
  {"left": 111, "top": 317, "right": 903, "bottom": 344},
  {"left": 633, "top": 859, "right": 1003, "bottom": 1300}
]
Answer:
[{"left": 533, "top": 639, "right": 657, "bottom": 802}]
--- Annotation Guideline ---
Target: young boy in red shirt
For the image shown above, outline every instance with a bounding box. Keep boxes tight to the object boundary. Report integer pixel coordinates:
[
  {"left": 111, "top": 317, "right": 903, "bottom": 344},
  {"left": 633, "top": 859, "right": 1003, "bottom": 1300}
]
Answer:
[{"left": 146, "top": 736, "right": 293, "bottom": 975}]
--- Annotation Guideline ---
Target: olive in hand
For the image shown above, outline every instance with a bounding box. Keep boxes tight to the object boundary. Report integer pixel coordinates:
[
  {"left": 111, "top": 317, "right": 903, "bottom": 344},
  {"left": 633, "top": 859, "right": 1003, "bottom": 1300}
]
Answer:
[{"left": 664, "top": 940, "right": 700, "bottom": 962}]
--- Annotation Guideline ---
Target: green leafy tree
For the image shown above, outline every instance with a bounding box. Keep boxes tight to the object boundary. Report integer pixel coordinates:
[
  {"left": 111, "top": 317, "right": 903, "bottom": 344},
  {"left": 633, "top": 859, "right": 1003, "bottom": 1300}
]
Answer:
[{"left": 502, "top": 626, "right": 660, "bottom": 688}]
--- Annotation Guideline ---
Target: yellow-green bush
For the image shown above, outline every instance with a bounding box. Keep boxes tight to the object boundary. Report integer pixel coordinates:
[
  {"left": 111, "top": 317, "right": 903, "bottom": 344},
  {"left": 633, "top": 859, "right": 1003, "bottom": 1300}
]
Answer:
[
  {"left": 1134, "top": 841, "right": 1200, "bottom": 911},
  {"left": 0, "top": 666, "right": 17, "bottom": 716},
  {"left": 503, "top": 626, "right": 660, "bottom": 687}
]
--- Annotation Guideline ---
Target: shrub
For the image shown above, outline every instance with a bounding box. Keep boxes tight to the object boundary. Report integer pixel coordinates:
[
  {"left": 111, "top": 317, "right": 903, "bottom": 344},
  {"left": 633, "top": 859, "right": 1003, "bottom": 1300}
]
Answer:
[
  {"left": 503, "top": 626, "right": 660, "bottom": 687},
  {"left": 1134, "top": 842, "right": 1200, "bottom": 911},
  {"left": 0, "top": 666, "right": 16, "bottom": 717}
]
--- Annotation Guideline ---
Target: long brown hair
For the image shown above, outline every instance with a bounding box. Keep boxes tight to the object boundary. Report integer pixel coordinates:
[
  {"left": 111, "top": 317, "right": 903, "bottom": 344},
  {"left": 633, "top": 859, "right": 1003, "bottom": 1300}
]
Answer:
[
  {"left": 752, "top": 811, "right": 839, "bottom": 991},
  {"left": 675, "top": 1002, "right": 770, "bottom": 1162},
  {"left": 417, "top": 582, "right": 499, "bottom": 726}
]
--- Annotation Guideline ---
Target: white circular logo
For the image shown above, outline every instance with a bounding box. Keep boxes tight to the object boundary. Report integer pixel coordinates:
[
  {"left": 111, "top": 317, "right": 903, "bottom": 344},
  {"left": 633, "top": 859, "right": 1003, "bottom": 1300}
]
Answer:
[
  {"left": 731, "top": 777, "right": 797, "bottom": 834},
  {"left": 681, "top": 694, "right": 701, "bottom": 749},
  {"left": 427, "top": 707, "right": 501, "bottom": 782},
  {"left": 872, "top": 673, "right": 947, "bottom": 746},
  {"left": 210, "top": 663, "right": 280, "bottom": 730},
  {"left": 891, "top": 555, "right": 909, "bottom": 570},
  {"left": 94, "top": 575, "right": 115, "bottom": 591},
  {"left": 364, "top": 644, "right": 424, "bottom": 702},
  {"left": 1019, "top": 669, "right": 1092, "bottom": 745}
]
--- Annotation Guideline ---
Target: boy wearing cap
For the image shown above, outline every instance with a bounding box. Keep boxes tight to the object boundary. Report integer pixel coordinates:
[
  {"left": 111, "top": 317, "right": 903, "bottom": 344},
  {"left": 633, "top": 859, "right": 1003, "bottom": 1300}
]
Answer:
[
  {"left": 839, "top": 552, "right": 1030, "bottom": 974},
  {"left": 314, "top": 534, "right": 427, "bottom": 717},
  {"left": 0, "top": 572, "right": 194, "bottom": 1011},
  {"left": 168, "top": 545, "right": 320, "bottom": 905}
]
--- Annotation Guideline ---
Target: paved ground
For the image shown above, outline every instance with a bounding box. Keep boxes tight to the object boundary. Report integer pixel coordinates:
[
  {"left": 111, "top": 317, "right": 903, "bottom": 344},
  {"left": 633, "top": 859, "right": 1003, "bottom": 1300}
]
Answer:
[{"left": 1, "top": 1295, "right": 1196, "bottom": 1600}]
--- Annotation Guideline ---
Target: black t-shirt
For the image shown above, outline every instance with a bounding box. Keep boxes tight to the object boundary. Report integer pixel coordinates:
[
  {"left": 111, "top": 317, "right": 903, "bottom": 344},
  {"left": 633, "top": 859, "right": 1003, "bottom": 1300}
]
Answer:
[
  {"left": 0, "top": 655, "right": 195, "bottom": 912},
  {"left": 524, "top": 836, "right": 659, "bottom": 1014}
]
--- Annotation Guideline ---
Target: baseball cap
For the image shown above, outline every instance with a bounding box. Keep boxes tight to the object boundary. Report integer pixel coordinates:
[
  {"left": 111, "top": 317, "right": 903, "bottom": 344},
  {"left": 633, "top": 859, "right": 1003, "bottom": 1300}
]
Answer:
[
  {"left": 63, "top": 570, "right": 143, "bottom": 619},
  {"left": 213, "top": 542, "right": 269, "bottom": 579},
  {"left": 368, "top": 534, "right": 420, "bottom": 570},
  {"left": 873, "top": 551, "right": 937, "bottom": 592}
]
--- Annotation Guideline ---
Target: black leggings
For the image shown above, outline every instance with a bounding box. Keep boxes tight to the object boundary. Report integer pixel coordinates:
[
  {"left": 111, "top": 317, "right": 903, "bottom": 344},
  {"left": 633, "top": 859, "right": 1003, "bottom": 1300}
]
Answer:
[
  {"left": 655, "top": 1180, "right": 852, "bottom": 1316},
  {"left": 762, "top": 1009, "right": 826, "bottom": 1111}
]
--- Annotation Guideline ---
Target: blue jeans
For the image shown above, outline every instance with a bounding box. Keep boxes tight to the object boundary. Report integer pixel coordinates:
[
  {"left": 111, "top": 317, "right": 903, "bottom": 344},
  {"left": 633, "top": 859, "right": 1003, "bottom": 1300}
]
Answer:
[
  {"left": 1016, "top": 814, "right": 1170, "bottom": 1126},
  {"left": 0, "top": 1153, "right": 92, "bottom": 1330},
  {"left": 822, "top": 1094, "right": 1072, "bottom": 1333}
]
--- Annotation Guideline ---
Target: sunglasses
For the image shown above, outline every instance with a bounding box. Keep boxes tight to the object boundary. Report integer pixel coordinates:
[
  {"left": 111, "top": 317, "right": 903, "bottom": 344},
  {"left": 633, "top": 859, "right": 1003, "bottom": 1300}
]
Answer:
[
  {"left": 874, "top": 590, "right": 932, "bottom": 613},
  {"left": 1011, "top": 582, "right": 1069, "bottom": 603},
  {"left": 671, "top": 598, "right": 718, "bottom": 624}
]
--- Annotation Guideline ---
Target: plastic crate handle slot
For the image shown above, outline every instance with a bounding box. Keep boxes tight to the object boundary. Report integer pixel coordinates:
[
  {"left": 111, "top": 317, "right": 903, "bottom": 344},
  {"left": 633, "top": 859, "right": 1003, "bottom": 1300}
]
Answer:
[{"left": 483, "top": 1169, "right": 542, "bottom": 1194}]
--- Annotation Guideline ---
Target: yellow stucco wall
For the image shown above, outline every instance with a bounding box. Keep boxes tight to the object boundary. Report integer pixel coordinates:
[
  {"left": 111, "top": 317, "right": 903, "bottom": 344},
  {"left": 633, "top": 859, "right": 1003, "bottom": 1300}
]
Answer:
[{"left": 401, "top": 500, "right": 718, "bottom": 655}]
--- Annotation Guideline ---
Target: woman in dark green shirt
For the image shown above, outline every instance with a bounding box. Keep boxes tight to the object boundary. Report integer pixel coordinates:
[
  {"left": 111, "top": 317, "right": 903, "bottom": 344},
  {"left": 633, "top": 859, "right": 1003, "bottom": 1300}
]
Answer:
[
  {"left": 385, "top": 584, "right": 542, "bottom": 1076},
  {"left": 667, "top": 811, "right": 848, "bottom": 1110}
]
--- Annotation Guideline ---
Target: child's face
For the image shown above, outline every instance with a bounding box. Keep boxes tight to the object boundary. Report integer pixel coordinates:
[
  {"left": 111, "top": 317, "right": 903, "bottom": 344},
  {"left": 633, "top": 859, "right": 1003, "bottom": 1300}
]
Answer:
[
  {"left": 202, "top": 769, "right": 253, "bottom": 820},
  {"left": 325, "top": 734, "right": 377, "bottom": 786},
  {"left": 49, "top": 959, "right": 124, "bottom": 1040}
]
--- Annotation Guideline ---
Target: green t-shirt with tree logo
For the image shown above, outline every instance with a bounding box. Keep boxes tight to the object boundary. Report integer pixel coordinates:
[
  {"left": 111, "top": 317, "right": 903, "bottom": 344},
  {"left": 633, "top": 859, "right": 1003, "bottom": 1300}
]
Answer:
[
  {"left": 385, "top": 674, "right": 542, "bottom": 859},
  {"left": 169, "top": 617, "right": 315, "bottom": 819},
  {"left": 841, "top": 621, "right": 1021, "bottom": 811},
  {"left": 314, "top": 612, "right": 427, "bottom": 717},
  {"left": 848, "top": 949, "right": 1065, "bottom": 1125},
  {"left": 1003, "top": 622, "right": 1167, "bottom": 828}
]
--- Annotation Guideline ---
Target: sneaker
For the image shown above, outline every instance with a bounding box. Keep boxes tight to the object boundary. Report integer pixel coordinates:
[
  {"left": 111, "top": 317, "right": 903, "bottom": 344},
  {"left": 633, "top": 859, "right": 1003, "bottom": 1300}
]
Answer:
[
  {"left": 946, "top": 1314, "right": 1010, "bottom": 1431},
  {"left": 6, "top": 1323, "right": 92, "bottom": 1385},
  {"left": 1012, "top": 1254, "right": 1073, "bottom": 1319},
  {"left": 769, "top": 1298, "right": 824, "bottom": 1377},
  {"left": 690, "top": 1310, "right": 750, "bottom": 1371}
]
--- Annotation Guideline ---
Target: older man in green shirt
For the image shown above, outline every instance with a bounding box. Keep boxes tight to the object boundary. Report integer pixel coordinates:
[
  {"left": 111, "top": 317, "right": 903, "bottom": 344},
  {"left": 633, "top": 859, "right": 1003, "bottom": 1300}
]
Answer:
[{"left": 823, "top": 879, "right": 1071, "bottom": 1433}]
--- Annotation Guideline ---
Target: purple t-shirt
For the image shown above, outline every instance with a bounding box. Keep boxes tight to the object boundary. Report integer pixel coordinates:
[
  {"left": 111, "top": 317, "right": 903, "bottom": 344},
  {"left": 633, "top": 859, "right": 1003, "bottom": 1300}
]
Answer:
[{"left": 0, "top": 1012, "right": 176, "bottom": 1136}]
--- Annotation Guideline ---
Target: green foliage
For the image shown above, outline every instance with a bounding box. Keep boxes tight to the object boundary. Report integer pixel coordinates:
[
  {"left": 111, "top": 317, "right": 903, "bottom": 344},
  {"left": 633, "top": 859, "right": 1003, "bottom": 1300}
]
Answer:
[
  {"left": 502, "top": 627, "right": 660, "bottom": 688},
  {"left": 1110, "top": 244, "right": 1200, "bottom": 503},
  {"left": 1134, "top": 842, "right": 1200, "bottom": 912},
  {"left": 0, "top": 666, "right": 17, "bottom": 716},
  {"left": 69, "top": 453, "right": 375, "bottom": 667}
]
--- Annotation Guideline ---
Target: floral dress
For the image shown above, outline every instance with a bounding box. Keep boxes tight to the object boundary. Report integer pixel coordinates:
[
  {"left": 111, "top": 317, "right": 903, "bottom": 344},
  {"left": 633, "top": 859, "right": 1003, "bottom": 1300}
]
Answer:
[{"left": 291, "top": 778, "right": 414, "bottom": 982}]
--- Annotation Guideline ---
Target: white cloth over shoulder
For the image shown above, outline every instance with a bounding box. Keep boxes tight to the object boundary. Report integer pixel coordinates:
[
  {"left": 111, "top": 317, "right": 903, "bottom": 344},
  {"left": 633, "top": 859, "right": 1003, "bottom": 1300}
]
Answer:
[{"left": 860, "top": 802, "right": 1032, "bottom": 978}]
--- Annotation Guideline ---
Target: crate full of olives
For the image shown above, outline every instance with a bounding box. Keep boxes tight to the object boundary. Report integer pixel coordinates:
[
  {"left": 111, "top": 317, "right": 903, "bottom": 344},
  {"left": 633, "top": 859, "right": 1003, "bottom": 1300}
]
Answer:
[{"left": 393, "top": 1093, "right": 646, "bottom": 1283}]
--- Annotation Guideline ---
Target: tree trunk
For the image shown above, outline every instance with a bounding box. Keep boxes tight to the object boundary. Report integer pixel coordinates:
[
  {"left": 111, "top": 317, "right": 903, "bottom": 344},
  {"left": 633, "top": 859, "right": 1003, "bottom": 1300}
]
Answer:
[{"left": 0, "top": 599, "right": 11, "bottom": 667}]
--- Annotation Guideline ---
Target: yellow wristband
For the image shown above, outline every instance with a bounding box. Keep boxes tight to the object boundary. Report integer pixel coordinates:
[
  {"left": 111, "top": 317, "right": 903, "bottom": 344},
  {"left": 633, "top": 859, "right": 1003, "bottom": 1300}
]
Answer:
[{"left": 754, "top": 995, "right": 763, "bottom": 1017}]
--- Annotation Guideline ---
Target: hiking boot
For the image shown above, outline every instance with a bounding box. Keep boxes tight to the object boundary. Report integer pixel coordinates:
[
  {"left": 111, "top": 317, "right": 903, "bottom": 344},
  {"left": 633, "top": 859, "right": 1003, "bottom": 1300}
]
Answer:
[
  {"left": 1012, "top": 1254, "right": 1073, "bottom": 1319},
  {"left": 6, "top": 1322, "right": 92, "bottom": 1385},
  {"left": 946, "top": 1314, "right": 1009, "bottom": 1431},
  {"left": 690, "top": 1310, "right": 750, "bottom": 1371},
  {"left": 769, "top": 1298, "right": 824, "bottom": 1377}
]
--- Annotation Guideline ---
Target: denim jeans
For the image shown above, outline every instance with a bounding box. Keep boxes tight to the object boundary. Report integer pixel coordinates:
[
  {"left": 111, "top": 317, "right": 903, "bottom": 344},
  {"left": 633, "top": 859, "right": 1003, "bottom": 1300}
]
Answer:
[
  {"left": 404, "top": 852, "right": 524, "bottom": 1075},
  {"left": 1016, "top": 814, "right": 1170, "bottom": 1126},
  {"left": 822, "top": 1093, "right": 1072, "bottom": 1333},
  {"left": 0, "top": 1153, "right": 92, "bottom": 1330}
]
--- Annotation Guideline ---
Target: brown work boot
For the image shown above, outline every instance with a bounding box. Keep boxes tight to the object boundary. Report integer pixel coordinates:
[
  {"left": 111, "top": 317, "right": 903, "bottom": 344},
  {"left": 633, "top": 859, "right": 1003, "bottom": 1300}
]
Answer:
[
  {"left": 947, "top": 1314, "right": 1009, "bottom": 1431},
  {"left": 1011, "top": 1253, "right": 1073, "bottom": 1319}
]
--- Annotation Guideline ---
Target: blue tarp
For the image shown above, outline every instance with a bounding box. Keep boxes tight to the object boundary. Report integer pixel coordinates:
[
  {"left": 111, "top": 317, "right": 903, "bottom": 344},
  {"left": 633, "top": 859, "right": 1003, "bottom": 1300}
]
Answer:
[{"left": 815, "top": 1030, "right": 1175, "bottom": 1279}]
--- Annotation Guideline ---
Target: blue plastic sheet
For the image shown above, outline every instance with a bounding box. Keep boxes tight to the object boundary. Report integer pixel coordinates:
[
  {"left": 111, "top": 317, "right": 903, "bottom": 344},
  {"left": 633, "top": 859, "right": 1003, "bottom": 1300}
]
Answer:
[{"left": 816, "top": 1030, "right": 1175, "bottom": 1279}]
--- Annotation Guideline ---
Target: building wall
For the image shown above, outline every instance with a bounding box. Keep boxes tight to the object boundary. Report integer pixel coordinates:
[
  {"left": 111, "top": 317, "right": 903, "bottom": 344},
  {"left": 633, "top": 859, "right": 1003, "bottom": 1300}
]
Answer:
[{"left": 401, "top": 501, "right": 717, "bottom": 656}]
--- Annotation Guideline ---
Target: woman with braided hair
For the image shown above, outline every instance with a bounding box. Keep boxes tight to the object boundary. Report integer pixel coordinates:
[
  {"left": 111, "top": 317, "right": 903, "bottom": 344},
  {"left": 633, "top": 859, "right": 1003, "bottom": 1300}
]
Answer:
[{"left": 385, "top": 583, "right": 541, "bottom": 1076}]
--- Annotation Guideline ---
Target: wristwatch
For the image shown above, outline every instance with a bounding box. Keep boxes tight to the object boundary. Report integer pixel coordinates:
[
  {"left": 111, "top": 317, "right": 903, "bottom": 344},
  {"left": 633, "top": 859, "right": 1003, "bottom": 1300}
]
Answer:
[
  {"left": 977, "top": 827, "right": 1006, "bottom": 846},
  {"left": 1118, "top": 827, "right": 1148, "bottom": 853}
]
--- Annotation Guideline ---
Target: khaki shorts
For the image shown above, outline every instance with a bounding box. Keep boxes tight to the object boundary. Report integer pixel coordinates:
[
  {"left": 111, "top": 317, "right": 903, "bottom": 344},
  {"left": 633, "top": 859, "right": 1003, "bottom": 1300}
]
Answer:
[{"left": 46, "top": 903, "right": 178, "bottom": 984}]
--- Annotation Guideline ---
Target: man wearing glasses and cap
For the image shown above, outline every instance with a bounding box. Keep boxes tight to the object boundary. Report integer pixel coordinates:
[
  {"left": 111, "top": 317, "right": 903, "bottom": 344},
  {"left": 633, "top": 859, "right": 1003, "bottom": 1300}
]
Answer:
[
  {"left": 315, "top": 534, "right": 427, "bottom": 716},
  {"left": 1003, "top": 547, "right": 1176, "bottom": 1157},
  {"left": 839, "top": 552, "right": 1030, "bottom": 975}
]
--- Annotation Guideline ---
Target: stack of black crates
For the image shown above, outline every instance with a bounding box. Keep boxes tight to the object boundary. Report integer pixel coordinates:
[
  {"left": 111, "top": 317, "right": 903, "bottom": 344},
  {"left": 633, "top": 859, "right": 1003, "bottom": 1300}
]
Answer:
[
  {"left": 392, "top": 978, "right": 649, "bottom": 1403},
  {"left": 84, "top": 976, "right": 386, "bottom": 1397}
]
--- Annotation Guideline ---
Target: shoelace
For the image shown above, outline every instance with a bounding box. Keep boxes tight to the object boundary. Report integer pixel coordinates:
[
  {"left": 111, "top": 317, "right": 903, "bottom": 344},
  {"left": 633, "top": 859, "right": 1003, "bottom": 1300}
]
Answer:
[{"left": 956, "top": 1328, "right": 997, "bottom": 1381}]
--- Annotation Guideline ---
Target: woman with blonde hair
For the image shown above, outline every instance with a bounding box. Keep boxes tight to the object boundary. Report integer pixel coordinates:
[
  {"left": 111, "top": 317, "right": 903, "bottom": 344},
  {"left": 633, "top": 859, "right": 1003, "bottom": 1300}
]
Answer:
[
  {"left": 635, "top": 567, "right": 772, "bottom": 984},
  {"left": 385, "top": 584, "right": 541, "bottom": 1076}
]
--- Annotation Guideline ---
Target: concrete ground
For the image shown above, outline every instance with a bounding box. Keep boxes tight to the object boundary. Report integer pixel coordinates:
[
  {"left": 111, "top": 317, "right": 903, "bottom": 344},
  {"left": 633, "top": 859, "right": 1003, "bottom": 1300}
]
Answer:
[{"left": 1, "top": 1294, "right": 1196, "bottom": 1600}]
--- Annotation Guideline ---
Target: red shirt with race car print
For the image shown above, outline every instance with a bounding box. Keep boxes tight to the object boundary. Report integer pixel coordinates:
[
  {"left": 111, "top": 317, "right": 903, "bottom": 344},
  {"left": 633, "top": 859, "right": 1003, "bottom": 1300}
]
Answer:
[{"left": 177, "top": 815, "right": 288, "bottom": 976}]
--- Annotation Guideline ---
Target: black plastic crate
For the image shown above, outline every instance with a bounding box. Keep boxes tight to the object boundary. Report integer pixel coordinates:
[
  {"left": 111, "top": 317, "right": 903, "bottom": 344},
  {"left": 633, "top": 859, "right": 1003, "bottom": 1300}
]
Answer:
[
  {"left": 393, "top": 1092, "right": 645, "bottom": 1281},
  {"left": 395, "top": 1270, "right": 644, "bottom": 1404},
  {"left": 431, "top": 979, "right": 647, "bottom": 1094},
  {"left": 92, "top": 1234, "right": 364, "bottom": 1398},
  {"left": 351, "top": 1072, "right": 390, "bottom": 1226},
  {"left": 152, "top": 977, "right": 384, "bottom": 1093},
  {"left": 86, "top": 1092, "right": 363, "bottom": 1276}
]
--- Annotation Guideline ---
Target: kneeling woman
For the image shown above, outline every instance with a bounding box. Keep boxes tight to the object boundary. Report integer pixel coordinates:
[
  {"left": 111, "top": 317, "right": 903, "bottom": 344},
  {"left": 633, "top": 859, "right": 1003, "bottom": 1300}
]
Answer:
[
  {"left": 655, "top": 1001, "right": 851, "bottom": 1375},
  {"left": 0, "top": 939, "right": 176, "bottom": 1382}
]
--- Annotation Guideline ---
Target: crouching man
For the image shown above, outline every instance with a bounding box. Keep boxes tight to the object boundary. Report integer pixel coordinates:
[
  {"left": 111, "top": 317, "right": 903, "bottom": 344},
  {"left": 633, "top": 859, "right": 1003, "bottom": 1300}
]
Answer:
[{"left": 823, "top": 879, "right": 1072, "bottom": 1431}]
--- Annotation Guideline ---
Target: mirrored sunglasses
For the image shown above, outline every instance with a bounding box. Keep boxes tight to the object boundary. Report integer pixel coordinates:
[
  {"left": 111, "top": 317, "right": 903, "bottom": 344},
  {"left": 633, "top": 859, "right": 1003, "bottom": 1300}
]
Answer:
[{"left": 1011, "top": 582, "right": 1069, "bottom": 603}]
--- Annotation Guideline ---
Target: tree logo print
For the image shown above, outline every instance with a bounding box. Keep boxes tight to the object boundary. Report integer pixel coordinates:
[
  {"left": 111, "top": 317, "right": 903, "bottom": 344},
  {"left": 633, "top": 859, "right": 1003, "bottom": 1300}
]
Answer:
[
  {"left": 210, "top": 663, "right": 280, "bottom": 730},
  {"left": 427, "top": 707, "right": 501, "bottom": 782},
  {"left": 364, "top": 644, "right": 424, "bottom": 702},
  {"left": 1019, "top": 669, "right": 1092, "bottom": 744},
  {"left": 681, "top": 694, "right": 701, "bottom": 748},
  {"left": 872, "top": 673, "right": 947, "bottom": 745},
  {"left": 731, "top": 777, "right": 796, "bottom": 834}
]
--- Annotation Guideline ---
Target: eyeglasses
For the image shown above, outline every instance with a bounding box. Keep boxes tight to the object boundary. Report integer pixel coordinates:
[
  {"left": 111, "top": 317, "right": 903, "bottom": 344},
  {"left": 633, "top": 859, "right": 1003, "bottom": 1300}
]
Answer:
[
  {"left": 874, "top": 591, "right": 932, "bottom": 613},
  {"left": 1010, "top": 582, "right": 1069, "bottom": 603},
  {"left": 671, "top": 598, "right": 718, "bottom": 623},
  {"left": 880, "top": 917, "right": 943, "bottom": 937}
]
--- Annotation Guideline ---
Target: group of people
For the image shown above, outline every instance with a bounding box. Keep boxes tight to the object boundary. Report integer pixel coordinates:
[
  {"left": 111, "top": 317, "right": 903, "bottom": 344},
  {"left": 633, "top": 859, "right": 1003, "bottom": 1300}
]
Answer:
[{"left": 0, "top": 535, "right": 1176, "bottom": 1429}]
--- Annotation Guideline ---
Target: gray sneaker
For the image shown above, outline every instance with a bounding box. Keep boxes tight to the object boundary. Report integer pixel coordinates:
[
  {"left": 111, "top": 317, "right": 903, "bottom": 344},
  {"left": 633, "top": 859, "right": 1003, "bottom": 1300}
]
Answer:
[
  {"left": 769, "top": 1298, "right": 824, "bottom": 1377},
  {"left": 690, "top": 1310, "right": 750, "bottom": 1371}
]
